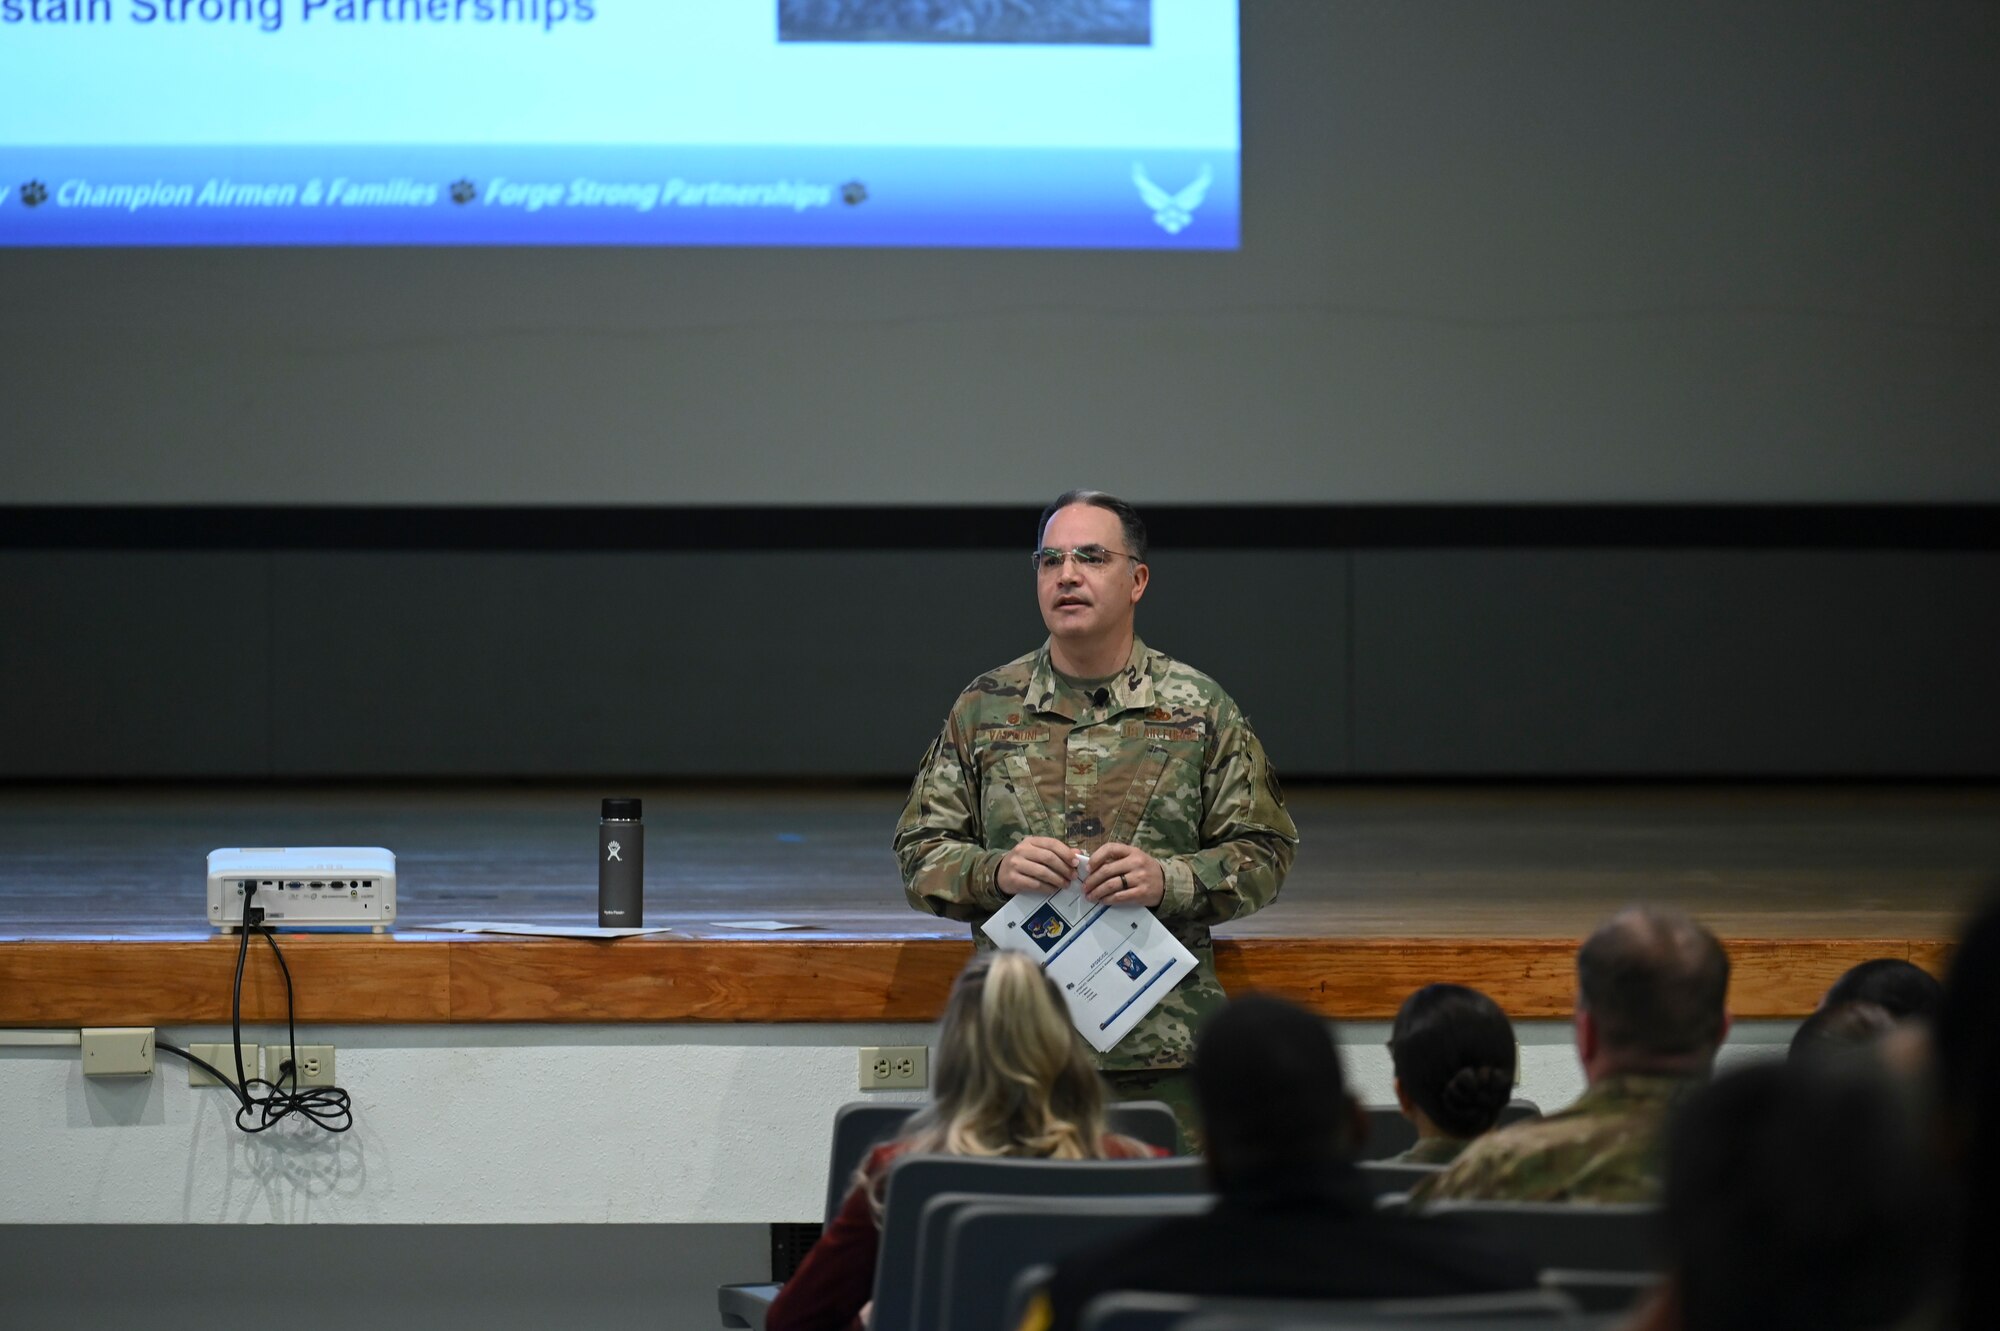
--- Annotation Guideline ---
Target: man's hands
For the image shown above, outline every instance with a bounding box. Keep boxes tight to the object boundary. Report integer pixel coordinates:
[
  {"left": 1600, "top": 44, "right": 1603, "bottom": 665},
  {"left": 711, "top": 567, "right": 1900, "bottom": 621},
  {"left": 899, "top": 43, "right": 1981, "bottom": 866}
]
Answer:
[
  {"left": 1080, "top": 842, "right": 1165, "bottom": 907},
  {"left": 998, "top": 836, "right": 1083, "bottom": 896},
  {"left": 999, "top": 837, "right": 1167, "bottom": 908}
]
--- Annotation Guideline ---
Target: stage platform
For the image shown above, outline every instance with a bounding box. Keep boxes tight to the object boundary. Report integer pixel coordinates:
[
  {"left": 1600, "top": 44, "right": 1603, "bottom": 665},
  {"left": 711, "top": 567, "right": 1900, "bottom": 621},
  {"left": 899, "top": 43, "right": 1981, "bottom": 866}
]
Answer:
[{"left": 1, "top": 783, "right": 1992, "bottom": 1027}]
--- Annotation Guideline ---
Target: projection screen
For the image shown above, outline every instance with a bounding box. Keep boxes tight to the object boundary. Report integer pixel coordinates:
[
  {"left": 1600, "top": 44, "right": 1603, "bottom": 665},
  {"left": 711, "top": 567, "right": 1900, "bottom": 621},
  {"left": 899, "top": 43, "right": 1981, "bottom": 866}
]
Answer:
[{"left": 0, "top": 0, "right": 1241, "bottom": 249}]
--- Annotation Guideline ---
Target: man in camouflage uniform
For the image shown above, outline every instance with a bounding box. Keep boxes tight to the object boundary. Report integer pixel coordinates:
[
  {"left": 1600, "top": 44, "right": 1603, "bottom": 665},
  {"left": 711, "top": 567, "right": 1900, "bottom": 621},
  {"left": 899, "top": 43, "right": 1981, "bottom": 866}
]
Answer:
[
  {"left": 894, "top": 490, "right": 1298, "bottom": 1142},
  {"left": 1412, "top": 905, "right": 1732, "bottom": 1204}
]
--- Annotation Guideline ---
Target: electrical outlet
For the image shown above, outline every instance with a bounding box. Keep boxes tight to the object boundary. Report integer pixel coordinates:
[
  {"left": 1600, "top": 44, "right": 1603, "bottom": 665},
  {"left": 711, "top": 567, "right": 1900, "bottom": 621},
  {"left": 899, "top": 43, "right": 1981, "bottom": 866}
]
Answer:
[
  {"left": 80, "top": 1027, "right": 154, "bottom": 1077},
  {"left": 858, "top": 1045, "right": 927, "bottom": 1091},
  {"left": 264, "top": 1043, "right": 336, "bottom": 1088},
  {"left": 188, "top": 1042, "right": 256, "bottom": 1088}
]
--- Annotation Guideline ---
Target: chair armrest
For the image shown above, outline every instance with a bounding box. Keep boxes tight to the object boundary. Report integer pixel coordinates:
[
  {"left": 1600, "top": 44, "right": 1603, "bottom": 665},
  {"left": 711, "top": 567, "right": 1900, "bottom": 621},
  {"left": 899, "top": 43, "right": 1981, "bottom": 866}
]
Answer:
[{"left": 717, "top": 1281, "right": 782, "bottom": 1330}]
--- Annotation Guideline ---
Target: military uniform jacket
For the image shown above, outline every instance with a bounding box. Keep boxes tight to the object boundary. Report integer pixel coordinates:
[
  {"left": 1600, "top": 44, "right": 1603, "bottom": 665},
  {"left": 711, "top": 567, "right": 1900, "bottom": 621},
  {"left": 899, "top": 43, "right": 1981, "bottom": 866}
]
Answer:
[
  {"left": 894, "top": 636, "right": 1299, "bottom": 1071},
  {"left": 1409, "top": 1073, "right": 1694, "bottom": 1205}
]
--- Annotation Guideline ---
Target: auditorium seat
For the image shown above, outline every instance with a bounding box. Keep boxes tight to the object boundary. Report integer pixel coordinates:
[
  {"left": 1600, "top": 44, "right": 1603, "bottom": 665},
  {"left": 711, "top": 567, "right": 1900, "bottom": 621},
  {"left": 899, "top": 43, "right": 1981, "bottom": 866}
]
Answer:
[
  {"left": 1359, "top": 1100, "right": 1543, "bottom": 1161},
  {"left": 1077, "top": 1288, "right": 1587, "bottom": 1331},
  {"left": 1535, "top": 1268, "right": 1662, "bottom": 1313},
  {"left": 870, "top": 1156, "right": 1209, "bottom": 1331},
  {"left": 723, "top": 1153, "right": 1204, "bottom": 1331},
  {"left": 932, "top": 1194, "right": 1213, "bottom": 1331},
  {"left": 824, "top": 1100, "right": 1184, "bottom": 1222},
  {"left": 1183, "top": 1321, "right": 1617, "bottom": 1331},
  {"left": 720, "top": 1103, "right": 1186, "bottom": 1329},
  {"left": 1357, "top": 1161, "right": 1442, "bottom": 1199},
  {"left": 1414, "top": 1202, "right": 1662, "bottom": 1274}
]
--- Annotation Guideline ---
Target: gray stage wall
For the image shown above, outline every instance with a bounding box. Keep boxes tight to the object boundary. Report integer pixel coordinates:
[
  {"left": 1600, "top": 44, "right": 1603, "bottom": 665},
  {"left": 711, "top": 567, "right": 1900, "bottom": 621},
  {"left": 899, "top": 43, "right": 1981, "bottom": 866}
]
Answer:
[
  {"left": 4, "top": 547, "right": 1996, "bottom": 778},
  {"left": 3, "top": 1, "right": 1997, "bottom": 778}
]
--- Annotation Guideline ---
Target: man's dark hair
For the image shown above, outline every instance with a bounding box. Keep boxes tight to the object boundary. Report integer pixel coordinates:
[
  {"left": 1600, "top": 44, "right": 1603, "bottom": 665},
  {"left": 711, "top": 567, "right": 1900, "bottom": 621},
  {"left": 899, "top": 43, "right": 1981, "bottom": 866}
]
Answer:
[
  {"left": 1576, "top": 906, "right": 1729, "bottom": 1061},
  {"left": 1822, "top": 958, "right": 1944, "bottom": 1023},
  {"left": 1194, "top": 994, "right": 1350, "bottom": 1188},
  {"left": 1788, "top": 1000, "right": 1897, "bottom": 1064},
  {"left": 1388, "top": 984, "right": 1517, "bottom": 1139},
  {"left": 1037, "top": 490, "right": 1149, "bottom": 563},
  {"left": 1663, "top": 1060, "right": 1940, "bottom": 1331}
]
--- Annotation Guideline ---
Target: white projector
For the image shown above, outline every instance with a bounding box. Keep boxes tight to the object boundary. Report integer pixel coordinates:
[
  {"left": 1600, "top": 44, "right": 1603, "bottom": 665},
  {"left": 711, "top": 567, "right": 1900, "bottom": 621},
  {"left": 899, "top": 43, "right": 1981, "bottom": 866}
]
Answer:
[{"left": 207, "top": 847, "right": 398, "bottom": 932}]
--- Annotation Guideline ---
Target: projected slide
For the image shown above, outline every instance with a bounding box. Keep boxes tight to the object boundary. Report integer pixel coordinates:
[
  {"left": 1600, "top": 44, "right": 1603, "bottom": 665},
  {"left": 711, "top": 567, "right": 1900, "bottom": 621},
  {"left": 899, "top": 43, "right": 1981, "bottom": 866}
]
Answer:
[{"left": 0, "top": 1, "right": 1239, "bottom": 248}]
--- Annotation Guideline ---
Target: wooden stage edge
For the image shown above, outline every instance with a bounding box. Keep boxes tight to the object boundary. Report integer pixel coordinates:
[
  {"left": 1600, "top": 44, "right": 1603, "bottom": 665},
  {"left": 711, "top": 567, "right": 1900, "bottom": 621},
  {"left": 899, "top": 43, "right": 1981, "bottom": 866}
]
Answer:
[{"left": 0, "top": 935, "right": 1955, "bottom": 1028}]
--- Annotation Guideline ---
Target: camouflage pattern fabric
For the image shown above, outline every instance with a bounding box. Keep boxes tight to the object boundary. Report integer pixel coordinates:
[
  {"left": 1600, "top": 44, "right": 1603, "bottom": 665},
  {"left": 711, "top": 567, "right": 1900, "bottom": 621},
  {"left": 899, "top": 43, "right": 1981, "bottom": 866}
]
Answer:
[
  {"left": 895, "top": 636, "right": 1298, "bottom": 1072},
  {"left": 1408, "top": 1073, "right": 1695, "bottom": 1205},
  {"left": 1386, "top": 1134, "right": 1471, "bottom": 1167}
]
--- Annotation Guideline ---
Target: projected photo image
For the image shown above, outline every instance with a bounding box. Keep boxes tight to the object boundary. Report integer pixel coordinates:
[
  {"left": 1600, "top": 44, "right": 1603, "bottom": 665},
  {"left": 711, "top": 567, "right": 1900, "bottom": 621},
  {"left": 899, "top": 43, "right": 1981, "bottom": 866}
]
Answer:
[
  {"left": 1023, "top": 902, "right": 1071, "bottom": 953},
  {"left": 0, "top": 2, "right": 1234, "bottom": 249},
  {"left": 779, "top": 0, "right": 1151, "bottom": 45}
]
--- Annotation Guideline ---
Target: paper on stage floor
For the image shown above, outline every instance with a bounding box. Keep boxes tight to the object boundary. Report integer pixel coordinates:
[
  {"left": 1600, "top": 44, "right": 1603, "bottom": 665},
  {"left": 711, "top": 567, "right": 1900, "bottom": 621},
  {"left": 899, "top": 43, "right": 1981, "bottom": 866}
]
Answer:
[
  {"left": 980, "top": 854, "right": 1196, "bottom": 1055},
  {"left": 433, "top": 920, "right": 671, "bottom": 939}
]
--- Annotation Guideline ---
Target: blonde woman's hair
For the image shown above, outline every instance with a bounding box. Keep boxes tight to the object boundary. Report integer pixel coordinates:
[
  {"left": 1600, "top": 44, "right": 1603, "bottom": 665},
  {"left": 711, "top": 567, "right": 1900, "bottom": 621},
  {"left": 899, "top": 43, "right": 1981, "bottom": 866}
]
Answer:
[{"left": 863, "top": 951, "right": 1114, "bottom": 1216}]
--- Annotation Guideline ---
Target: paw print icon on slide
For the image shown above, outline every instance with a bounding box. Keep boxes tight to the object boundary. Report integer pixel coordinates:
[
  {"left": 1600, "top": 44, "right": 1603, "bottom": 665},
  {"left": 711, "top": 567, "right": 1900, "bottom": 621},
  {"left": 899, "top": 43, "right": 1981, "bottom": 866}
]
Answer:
[
  {"left": 450, "top": 179, "right": 477, "bottom": 205},
  {"left": 20, "top": 180, "right": 48, "bottom": 208},
  {"left": 840, "top": 181, "right": 868, "bottom": 206}
]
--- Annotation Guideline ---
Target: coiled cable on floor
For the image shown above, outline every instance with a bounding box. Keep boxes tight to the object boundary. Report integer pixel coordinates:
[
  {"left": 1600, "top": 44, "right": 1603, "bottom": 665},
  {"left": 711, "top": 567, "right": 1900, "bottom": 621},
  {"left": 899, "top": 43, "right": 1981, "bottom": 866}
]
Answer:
[{"left": 151, "top": 885, "right": 353, "bottom": 1134}]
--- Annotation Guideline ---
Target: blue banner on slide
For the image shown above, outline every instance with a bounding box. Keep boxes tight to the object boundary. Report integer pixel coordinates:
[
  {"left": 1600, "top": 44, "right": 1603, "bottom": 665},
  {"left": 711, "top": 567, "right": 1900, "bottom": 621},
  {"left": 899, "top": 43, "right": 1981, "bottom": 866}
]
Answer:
[{"left": 0, "top": 146, "right": 1239, "bottom": 249}]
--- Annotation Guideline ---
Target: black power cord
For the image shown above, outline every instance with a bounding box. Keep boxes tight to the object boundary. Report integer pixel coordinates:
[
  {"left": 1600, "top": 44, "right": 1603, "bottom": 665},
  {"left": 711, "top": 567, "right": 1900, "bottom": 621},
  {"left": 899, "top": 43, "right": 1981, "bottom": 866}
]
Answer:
[{"left": 153, "top": 885, "right": 353, "bottom": 1134}]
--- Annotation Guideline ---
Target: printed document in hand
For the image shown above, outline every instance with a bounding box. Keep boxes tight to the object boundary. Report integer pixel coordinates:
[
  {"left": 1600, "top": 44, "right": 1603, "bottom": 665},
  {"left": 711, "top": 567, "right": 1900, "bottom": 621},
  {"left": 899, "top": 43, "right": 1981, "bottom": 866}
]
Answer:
[{"left": 981, "top": 853, "right": 1197, "bottom": 1054}]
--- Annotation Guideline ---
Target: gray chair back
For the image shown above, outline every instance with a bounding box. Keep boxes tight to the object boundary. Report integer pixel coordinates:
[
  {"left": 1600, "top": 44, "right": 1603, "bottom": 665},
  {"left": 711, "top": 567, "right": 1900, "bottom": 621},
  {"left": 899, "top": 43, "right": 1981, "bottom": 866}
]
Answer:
[
  {"left": 1418, "top": 1201, "right": 1662, "bottom": 1274},
  {"left": 870, "top": 1155, "right": 1208, "bottom": 1331},
  {"left": 825, "top": 1103, "right": 920, "bottom": 1223},
  {"left": 1182, "top": 1313, "right": 1613, "bottom": 1331},
  {"left": 934, "top": 1194, "right": 1213, "bottom": 1331},
  {"left": 824, "top": 1100, "right": 1183, "bottom": 1222},
  {"left": 1084, "top": 1288, "right": 1583, "bottom": 1331},
  {"left": 1536, "top": 1268, "right": 1662, "bottom": 1313},
  {"left": 1359, "top": 1100, "right": 1542, "bottom": 1162},
  {"left": 1356, "top": 1161, "right": 1441, "bottom": 1199}
]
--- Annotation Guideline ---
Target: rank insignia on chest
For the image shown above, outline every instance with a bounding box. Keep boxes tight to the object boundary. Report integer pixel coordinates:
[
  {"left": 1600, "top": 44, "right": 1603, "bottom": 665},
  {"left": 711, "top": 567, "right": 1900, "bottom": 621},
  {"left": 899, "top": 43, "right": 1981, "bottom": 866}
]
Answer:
[{"left": 1066, "top": 812, "right": 1105, "bottom": 840}]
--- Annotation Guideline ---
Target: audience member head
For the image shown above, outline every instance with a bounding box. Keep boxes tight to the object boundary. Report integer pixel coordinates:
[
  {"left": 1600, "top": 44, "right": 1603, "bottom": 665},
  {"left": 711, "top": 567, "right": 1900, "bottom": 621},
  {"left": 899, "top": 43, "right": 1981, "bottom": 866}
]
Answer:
[
  {"left": 880, "top": 951, "right": 1108, "bottom": 1202},
  {"left": 1574, "top": 905, "right": 1730, "bottom": 1080},
  {"left": 1661, "top": 1060, "right": 1939, "bottom": 1331},
  {"left": 1388, "top": 984, "right": 1518, "bottom": 1140},
  {"left": 1936, "top": 888, "right": 2000, "bottom": 1330},
  {"left": 1822, "top": 957, "right": 1945, "bottom": 1023},
  {"left": 1789, "top": 1000, "right": 1897, "bottom": 1064},
  {"left": 1195, "top": 993, "right": 1358, "bottom": 1192}
]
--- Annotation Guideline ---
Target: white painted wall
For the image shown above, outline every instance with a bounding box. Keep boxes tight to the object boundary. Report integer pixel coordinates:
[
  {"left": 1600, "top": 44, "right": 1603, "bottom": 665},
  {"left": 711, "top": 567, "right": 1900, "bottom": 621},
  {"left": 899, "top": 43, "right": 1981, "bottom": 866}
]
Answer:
[{"left": 0, "top": 1020, "right": 1798, "bottom": 1226}]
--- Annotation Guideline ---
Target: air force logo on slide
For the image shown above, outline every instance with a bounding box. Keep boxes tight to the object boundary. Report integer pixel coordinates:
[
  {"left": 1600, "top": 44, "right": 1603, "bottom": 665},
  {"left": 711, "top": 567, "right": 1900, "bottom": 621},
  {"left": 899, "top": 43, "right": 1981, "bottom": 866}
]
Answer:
[{"left": 1132, "top": 163, "right": 1213, "bottom": 235}]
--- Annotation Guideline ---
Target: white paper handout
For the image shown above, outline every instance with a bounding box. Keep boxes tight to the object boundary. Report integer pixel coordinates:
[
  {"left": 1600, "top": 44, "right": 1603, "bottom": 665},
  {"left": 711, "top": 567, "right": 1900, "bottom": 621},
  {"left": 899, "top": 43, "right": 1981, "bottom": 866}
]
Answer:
[
  {"left": 432, "top": 920, "right": 672, "bottom": 939},
  {"left": 980, "top": 853, "right": 1198, "bottom": 1054}
]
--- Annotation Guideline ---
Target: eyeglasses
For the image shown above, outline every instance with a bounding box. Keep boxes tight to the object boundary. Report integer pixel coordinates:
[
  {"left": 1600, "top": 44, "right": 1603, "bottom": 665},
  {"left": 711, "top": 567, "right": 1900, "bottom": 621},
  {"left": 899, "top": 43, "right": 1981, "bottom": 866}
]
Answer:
[{"left": 1032, "top": 545, "right": 1139, "bottom": 572}]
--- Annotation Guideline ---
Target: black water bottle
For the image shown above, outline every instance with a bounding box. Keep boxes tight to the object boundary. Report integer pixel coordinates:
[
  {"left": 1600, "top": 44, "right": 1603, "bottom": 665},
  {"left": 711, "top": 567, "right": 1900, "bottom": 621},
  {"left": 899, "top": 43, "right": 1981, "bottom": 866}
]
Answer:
[{"left": 598, "top": 797, "right": 644, "bottom": 927}]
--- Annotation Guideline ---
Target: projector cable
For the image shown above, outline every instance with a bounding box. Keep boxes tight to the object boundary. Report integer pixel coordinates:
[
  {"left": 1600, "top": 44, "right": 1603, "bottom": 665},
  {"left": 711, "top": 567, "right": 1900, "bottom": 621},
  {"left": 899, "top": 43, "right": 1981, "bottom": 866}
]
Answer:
[{"left": 152, "top": 884, "right": 353, "bottom": 1134}]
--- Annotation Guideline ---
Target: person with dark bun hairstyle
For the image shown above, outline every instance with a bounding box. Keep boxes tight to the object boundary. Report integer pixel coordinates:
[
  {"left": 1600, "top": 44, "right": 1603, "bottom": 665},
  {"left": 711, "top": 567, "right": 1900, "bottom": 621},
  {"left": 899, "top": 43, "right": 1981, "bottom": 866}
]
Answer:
[
  {"left": 1385, "top": 984, "right": 1520, "bottom": 1166},
  {"left": 1820, "top": 957, "right": 1944, "bottom": 1023},
  {"left": 1787, "top": 999, "right": 1898, "bottom": 1063}
]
